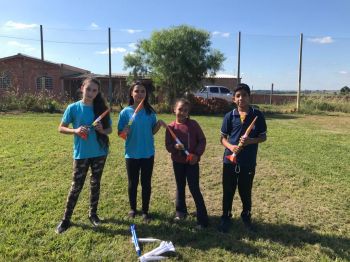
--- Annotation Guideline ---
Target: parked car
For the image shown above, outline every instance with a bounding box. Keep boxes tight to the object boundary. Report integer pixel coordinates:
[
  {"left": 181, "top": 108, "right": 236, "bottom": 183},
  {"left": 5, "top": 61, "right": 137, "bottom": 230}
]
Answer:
[{"left": 194, "top": 85, "right": 233, "bottom": 102}]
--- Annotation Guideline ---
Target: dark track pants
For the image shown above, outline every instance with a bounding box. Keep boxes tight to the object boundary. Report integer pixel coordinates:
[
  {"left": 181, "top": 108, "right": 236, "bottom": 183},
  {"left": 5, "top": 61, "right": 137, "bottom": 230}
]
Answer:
[{"left": 222, "top": 163, "right": 255, "bottom": 218}]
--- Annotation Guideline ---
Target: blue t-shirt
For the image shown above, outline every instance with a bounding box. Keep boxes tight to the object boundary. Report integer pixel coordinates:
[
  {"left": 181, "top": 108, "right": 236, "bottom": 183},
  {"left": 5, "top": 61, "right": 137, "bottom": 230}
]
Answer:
[
  {"left": 118, "top": 106, "right": 157, "bottom": 159},
  {"left": 62, "top": 100, "right": 111, "bottom": 159},
  {"left": 221, "top": 107, "right": 267, "bottom": 167}
]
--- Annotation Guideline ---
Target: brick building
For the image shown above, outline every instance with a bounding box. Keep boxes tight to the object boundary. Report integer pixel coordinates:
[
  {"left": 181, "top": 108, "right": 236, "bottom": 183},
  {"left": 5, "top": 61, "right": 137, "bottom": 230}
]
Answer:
[
  {"left": 0, "top": 53, "right": 90, "bottom": 99},
  {"left": 202, "top": 73, "right": 239, "bottom": 91},
  {"left": 0, "top": 53, "right": 237, "bottom": 102}
]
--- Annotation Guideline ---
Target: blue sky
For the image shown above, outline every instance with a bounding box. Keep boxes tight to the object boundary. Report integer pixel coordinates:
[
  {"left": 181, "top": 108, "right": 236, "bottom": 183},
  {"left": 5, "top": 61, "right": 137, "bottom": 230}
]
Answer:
[{"left": 1, "top": 0, "right": 350, "bottom": 90}]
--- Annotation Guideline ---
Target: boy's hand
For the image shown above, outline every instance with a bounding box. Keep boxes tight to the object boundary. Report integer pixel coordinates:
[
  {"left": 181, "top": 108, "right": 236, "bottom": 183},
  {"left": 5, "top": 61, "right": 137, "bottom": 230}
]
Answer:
[
  {"left": 239, "top": 136, "right": 253, "bottom": 146},
  {"left": 75, "top": 126, "right": 89, "bottom": 136},
  {"left": 175, "top": 143, "right": 184, "bottom": 151},
  {"left": 230, "top": 145, "right": 240, "bottom": 154},
  {"left": 188, "top": 154, "right": 198, "bottom": 165}
]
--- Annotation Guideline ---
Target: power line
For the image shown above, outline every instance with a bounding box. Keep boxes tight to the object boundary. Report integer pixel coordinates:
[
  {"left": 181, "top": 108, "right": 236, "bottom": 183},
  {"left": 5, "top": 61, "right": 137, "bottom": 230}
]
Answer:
[{"left": 0, "top": 34, "right": 134, "bottom": 45}]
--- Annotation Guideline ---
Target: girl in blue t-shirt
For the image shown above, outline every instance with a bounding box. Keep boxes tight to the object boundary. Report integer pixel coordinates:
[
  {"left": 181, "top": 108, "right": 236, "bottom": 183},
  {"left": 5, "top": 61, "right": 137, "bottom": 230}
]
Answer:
[
  {"left": 56, "top": 77, "right": 112, "bottom": 234},
  {"left": 118, "top": 81, "right": 164, "bottom": 222}
]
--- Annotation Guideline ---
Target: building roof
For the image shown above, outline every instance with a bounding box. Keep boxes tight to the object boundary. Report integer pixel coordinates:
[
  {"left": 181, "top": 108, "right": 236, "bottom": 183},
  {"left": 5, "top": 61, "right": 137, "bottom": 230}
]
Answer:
[
  {"left": 63, "top": 73, "right": 130, "bottom": 79},
  {"left": 0, "top": 53, "right": 90, "bottom": 74},
  {"left": 206, "top": 73, "right": 237, "bottom": 78}
]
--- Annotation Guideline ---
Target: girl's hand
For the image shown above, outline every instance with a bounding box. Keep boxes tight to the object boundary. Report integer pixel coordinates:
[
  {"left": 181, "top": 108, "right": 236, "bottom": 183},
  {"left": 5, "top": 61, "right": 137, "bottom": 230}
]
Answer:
[
  {"left": 189, "top": 154, "right": 198, "bottom": 165},
  {"left": 75, "top": 125, "right": 89, "bottom": 136},
  {"left": 158, "top": 120, "right": 167, "bottom": 128},
  {"left": 122, "top": 125, "right": 130, "bottom": 135},
  {"left": 175, "top": 143, "right": 184, "bottom": 150},
  {"left": 94, "top": 121, "right": 105, "bottom": 134}
]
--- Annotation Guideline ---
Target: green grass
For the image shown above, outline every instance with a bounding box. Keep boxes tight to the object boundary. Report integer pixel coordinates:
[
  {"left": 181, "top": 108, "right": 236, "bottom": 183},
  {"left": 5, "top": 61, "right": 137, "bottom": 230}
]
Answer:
[{"left": 0, "top": 112, "right": 349, "bottom": 261}]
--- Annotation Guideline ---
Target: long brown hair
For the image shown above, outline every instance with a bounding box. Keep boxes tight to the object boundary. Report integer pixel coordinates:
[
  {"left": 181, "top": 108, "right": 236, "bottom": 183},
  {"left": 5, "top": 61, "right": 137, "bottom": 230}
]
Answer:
[
  {"left": 128, "top": 80, "right": 155, "bottom": 115},
  {"left": 82, "top": 77, "right": 110, "bottom": 149}
]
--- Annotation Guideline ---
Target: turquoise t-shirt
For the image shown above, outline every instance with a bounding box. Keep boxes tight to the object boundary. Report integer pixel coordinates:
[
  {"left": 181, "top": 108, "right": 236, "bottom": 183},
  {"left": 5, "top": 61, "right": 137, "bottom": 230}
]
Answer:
[
  {"left": 62, "top": 101, "right": 111, "bottom": 159},
  {"left": 118, "top": 106, "right": 157, "bottom": 159}
]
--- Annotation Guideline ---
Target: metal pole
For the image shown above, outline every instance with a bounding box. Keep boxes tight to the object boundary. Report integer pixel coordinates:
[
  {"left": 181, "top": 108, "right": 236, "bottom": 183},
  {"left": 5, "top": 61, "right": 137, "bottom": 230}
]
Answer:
[
  {"left": 237, "top": 31, "right": 241, "bottom": 87},
  {"left": 270, "top": 83, "right": 274, "bottom": 104},
  {"left": 296, "top": 33, "right": 303, "bottom": 111},
  {"left": 108, "top": 27, "right": 112, "bottom": 108},
  {"left": 40, "top": 25, "right": 44, "bottom": 60}
]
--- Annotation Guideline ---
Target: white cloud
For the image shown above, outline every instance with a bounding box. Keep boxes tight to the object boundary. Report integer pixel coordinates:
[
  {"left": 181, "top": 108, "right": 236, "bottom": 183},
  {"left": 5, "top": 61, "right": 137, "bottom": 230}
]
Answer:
[
  {"left": 211, "top": 31, "right": 230, "bottom": 38},
  {"left": 122, "top": 29, "right": 142, "bottom": 34},
  {"left": 128, "top": 43, "right": 137, "bottom": 49},
  {"left": 308, "top": 36, "right": 334, "bottom": 44},
  {"left": 90, "top": 22, "right": 99, "bottom": 29},
  {"left": 339, "top": 70, "right": 348, "bottom": 75},
  {"left": 221, "top": 32, "right": 230, "bottom": 38},
  {"left": 7, "top": 41, "right": 35, "bottom": 51},
  {"left": 4, "top": 20, "right": 38, "bottom": 30},
  {"left": 96, "top": 47, "right": 127, "bottom": 55}
]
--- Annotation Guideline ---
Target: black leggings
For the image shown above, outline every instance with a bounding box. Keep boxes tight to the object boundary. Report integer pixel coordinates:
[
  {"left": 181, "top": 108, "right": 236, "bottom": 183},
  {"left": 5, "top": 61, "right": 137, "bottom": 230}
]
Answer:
[
  {"left": 222, "top": 163, "right": 255, "bottom": 218},
  {"left": 126, "top": 156, "right": 154, "bottom": 214},
  {"left": 173, "top": 162, "right": 208, "bottom": 226}
]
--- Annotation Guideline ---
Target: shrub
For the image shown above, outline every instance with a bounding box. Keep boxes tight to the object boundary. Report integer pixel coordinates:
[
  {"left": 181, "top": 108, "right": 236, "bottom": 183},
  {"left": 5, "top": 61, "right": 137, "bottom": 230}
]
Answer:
[
  {"left": 153, "top": 102, "right": 172, "bottom": 113},
  {"left": 300, "top": 96, "right": 350, "bottom": 114},
  {"left": 186, "top": 94, "right": 235, "bottom": 114},
  {"left": 0, "top": 91, "right": 63, "bottom": 113}
]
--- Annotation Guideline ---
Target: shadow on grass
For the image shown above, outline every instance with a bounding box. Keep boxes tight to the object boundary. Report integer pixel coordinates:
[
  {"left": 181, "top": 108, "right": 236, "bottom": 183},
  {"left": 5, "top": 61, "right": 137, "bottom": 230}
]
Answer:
[
  {"left": 70, "top": 212, "right": 349, "bottom": 260},
  {"left": 100, "top": 213, "right": 348, "bottom": 260}
]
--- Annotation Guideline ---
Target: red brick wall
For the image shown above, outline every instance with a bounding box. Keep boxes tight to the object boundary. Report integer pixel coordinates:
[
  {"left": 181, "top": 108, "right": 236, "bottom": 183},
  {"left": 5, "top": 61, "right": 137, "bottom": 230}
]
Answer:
[{"left": 0, "top": 57, "right": 62, "bottom": 98}]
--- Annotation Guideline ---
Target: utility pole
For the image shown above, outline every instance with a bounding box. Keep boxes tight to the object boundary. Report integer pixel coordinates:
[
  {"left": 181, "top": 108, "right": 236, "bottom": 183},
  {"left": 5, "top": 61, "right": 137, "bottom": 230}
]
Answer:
[
  {"left": 297, "top": 33, "right": 303, "bottom": 112},
  {"left": 40, "top": 25, "right": 44, "bottom": 60},
  {"left": 108, "top": 27, "right": 112, "bottom": 108},
  {"left": 270, "top": 83, "right": 274, "bottom": 104},
  {"left": 237, "top": 31, "right": 241, "bottom": 87}
]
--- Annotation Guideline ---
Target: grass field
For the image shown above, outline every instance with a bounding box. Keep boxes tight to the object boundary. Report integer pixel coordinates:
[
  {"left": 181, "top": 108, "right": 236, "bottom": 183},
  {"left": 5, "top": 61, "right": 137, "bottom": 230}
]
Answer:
[{"left": 0, "top": 112, "right": 349, "bottom": 261}]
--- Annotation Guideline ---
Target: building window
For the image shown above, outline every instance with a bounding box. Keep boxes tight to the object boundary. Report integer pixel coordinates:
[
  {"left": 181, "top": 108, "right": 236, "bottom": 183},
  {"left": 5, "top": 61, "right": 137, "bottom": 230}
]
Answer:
[
  {"left": 36, "top": 76, "right": 53, "bottom": 89},
  {"left": 0, "top": 71, "right": 12, "bottom": 89}
]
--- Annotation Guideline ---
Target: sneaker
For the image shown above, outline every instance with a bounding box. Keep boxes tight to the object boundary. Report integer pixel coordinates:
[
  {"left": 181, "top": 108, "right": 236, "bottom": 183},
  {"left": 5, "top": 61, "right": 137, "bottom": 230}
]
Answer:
[
  {"left": 88, "top": 214, "right": 101, "bottom": 227},
  {"left": 242, "top": 218, "right": 257, "bottom": 232},
  {"left": 241, "top": 211, "right": 256, "bottom": 232},
  {"left": 56, "top": 219, "right": 70, "bottom": 234},
  {"left": 142, "top": 213, "right": 151, "bottom": 223},
  {"left": 218, "top": 217, "right": 231, "bottom": 233},
  {"left": 128, "top": 210, "right": 136, "bottom": 218},
  {"left": 195, "top": 223, "right": 208, "bottom": 230},
  {"left": 174, "top": 212, "right": 187, "bottom": 221}
]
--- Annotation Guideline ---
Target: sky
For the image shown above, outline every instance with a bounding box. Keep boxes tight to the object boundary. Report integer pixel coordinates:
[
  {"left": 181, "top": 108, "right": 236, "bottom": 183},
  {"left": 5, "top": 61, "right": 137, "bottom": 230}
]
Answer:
[{"left": 1, "top": 0, "right": 350, "bottom": 90}]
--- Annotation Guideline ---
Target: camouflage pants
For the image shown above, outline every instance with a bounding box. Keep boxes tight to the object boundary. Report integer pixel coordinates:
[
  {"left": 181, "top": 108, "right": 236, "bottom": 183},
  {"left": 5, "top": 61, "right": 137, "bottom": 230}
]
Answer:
[{"left": 62, "top": 155, "right": 107, "bottom": 221}]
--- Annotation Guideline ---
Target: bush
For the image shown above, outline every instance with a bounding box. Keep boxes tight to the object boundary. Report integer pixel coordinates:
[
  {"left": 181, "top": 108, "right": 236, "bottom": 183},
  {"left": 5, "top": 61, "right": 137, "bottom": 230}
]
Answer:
[
  {"left": 153, "top": 102, "right": 172, "bottom": 113},
  {"left": 300, "top": 96, "right": 350, "bottom": 114},
  {"left": 0, "top": 91, "right": 63, "bottom": 113},
  {"left": 186, "top": 94, "right": 235, "bottom": 114}
]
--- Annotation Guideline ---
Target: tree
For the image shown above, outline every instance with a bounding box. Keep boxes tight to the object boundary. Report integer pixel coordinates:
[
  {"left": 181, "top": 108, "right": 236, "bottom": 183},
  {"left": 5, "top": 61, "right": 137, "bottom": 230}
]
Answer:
[
  {"left": 124, "top": 25, "right": 225, "bottom": 103},
  {"left": 340, "top": 86, "right": 350, "bottom": 95}
]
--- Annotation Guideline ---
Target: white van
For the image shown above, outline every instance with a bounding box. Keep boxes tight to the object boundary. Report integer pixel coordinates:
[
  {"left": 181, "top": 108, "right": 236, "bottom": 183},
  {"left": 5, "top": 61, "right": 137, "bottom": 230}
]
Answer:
[{"left": 194, "top": 85, "right": 233, "bottom": 102}]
